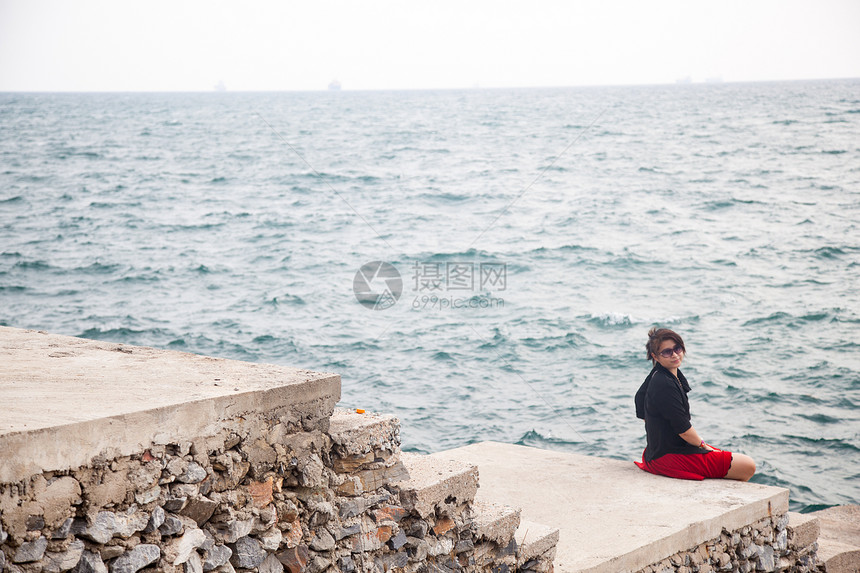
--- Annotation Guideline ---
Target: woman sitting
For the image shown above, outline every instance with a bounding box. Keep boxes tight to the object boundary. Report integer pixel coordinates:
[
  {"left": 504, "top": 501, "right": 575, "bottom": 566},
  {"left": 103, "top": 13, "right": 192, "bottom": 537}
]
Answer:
[{"left": 634, "top": 327, "right": 756, "bottom": 481}]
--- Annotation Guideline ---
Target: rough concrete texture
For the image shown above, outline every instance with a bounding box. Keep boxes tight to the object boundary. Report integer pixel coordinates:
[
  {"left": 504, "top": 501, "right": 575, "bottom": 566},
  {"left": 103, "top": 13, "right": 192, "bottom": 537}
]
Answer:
[
  {"left": 515, "top": 520, "right": 560, "bottom": 564},
  {"left": 328, "top": 409, "right": 400, "bottom": 457},
  {"left": 435, "top": 441, "right": 791, "bottom": 573},
  {"left": 787, "top": 512, "right": 821, "bottom": 551},
  {"left": 0, "top": 326, "right": 340, "bottom": 483},
  {"left": 472, "top": 500, "right": 521, "bottom": 545},
  {"left": 394, "top": 453, "right": 479, "bottom": 519},
  {"left": 810, "top": 504, "right": 860, "bottom": 573}
]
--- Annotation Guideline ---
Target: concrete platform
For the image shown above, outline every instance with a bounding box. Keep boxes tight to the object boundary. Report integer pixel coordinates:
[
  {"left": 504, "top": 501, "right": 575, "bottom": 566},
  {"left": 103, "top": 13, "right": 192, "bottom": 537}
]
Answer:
[
  {"left": 0, "top": 327, "right": 340, "bottom": 483},
  {"left": 435, "top": 441, "right": 790, "bottom": 573}
]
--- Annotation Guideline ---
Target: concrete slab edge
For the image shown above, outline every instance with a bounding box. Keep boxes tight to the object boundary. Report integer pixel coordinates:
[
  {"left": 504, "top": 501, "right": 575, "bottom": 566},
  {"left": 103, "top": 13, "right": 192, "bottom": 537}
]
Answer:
[
  {"left": 0, "top": 378, "right": 340, "bottom": 484},
  {"left": 787, "top": 512, "right": 820, "bottom": 550},
  {"left": 515, "top": 520, "right": 559, "bottom": 563},
  {"left": 577, "top": 488, "right": 790, "bottom": 573}
]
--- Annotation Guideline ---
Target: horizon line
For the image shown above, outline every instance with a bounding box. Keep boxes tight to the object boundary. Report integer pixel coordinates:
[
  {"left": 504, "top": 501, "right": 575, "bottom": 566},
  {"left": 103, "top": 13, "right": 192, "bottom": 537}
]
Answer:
[{"left": 1, "top": 76, "right": 859, "bottom": 95}]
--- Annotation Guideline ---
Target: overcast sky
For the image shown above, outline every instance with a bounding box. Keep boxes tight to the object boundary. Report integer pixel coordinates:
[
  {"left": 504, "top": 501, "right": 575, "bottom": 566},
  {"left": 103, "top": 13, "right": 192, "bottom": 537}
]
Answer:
[{"left": 1, "top": 0, "right": 858, "bottom": 92}]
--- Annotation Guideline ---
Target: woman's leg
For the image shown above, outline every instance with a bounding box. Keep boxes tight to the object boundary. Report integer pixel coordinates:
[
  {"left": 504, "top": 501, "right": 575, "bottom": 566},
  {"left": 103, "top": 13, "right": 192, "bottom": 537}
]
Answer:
[{"left": 724, "top": 453, "right": 756, "bottom": 481}]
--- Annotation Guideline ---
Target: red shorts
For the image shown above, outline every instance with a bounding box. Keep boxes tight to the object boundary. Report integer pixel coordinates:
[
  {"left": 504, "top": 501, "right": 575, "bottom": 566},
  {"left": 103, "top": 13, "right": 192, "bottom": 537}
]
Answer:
[{"left": 635, "top": 449, "right": 733, "bottom": 481}]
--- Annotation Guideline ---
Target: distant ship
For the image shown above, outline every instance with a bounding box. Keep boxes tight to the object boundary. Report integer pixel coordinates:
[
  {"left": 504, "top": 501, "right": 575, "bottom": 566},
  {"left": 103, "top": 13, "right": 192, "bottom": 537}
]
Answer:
[
  {"left": 214, "top": 80, "right": 227, "bottom": 92},
  {"left": 328, "top": 79, "right": 342, "bottom": 91}
]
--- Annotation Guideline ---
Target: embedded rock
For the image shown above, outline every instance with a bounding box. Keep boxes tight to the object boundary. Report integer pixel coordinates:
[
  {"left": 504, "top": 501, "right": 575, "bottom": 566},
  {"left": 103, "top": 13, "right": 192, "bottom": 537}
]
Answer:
[
  {"left": 108, "top": 544, "right": 160, "bottom": 573},
  {"left": 72, "top": 551, "right": 108, "bottom": 573},
  {"left": 202, "top": 545, "right": 232, "bottom": 572},
  {"left": 228, "top": 536, "right": 266, "bottom": 569},
  {"left": 43, "top": 539, "right": 85, "bottom": 573},
  {"left": 258, "top": 553, "right": 283, "bottom": 573},
  {"left": 73, "top": 513, "right": 117, "bottom": 545},
  {"left": 165, "top": 528, "right": 207, "bottom": 565},
  {"left": 13, "top": 536, "right": 48, "bottom": 563}
]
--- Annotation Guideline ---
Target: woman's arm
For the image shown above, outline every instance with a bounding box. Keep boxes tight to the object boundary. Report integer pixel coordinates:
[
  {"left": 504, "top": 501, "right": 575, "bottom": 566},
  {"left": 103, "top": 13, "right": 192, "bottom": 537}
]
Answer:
[{"left": 679, "top": 427, "right": 715, "bottom": 451}]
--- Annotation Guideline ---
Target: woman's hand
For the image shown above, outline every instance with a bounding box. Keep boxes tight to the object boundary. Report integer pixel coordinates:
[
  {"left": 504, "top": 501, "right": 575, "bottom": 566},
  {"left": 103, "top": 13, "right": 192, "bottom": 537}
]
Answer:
[{"left": 679, "top": 427, "right": 719, "bottom": 451}]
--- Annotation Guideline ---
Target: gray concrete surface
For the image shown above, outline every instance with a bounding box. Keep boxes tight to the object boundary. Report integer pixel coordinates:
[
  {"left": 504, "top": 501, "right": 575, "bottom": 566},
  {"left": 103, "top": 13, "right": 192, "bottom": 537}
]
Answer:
[
  {"left": 435, "top": 441, "right": 790, "bottom": 573},
  {"left": 0, "top": 327, "right": 340, "bottom": 483}
]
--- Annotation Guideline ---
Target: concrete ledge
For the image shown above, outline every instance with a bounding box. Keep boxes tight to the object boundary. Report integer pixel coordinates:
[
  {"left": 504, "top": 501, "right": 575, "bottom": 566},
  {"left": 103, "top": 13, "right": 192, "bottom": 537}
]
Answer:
[
  {"left": 811, "top": 505, "right": 860, "bottom": 573},
  {"left": 0, "top": 327, "right": 340, "bottom": 483},
  {"left": 436, "top": 441, "right": 790, "bottom": 573},
  {"left": 516, "top": 520, "right": 560, "bottom": 565},
  {"left": 328, "top": 409, "right": 400, "bottom": 456},
  {"left": 395, "top": 452, "right": 479, "bottom": 519},
  {"left": 787, "top": 512, "right": 820, "bottom": 550},
  {"left": 473, "top": 499, "right": 521, "bottom": 545}
]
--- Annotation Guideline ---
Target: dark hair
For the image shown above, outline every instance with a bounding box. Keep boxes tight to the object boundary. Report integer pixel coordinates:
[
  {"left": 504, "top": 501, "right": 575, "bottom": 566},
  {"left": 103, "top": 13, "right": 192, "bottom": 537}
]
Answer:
[{"left": 645, "top": 327, "right": 685, "bottom": 363}]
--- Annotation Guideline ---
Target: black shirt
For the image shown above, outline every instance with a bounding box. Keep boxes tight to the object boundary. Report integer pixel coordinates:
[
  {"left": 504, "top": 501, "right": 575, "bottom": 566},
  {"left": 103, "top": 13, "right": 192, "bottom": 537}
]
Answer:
[{"left": 635, "top": 363, "right": 708, "bottom": 462}]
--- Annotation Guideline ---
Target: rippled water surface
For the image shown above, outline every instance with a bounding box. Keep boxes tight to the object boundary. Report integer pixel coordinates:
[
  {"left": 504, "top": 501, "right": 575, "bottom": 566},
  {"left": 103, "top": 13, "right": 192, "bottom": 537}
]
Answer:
[{"left": 1, "top": 81, "right": 859, "bottom": 511}]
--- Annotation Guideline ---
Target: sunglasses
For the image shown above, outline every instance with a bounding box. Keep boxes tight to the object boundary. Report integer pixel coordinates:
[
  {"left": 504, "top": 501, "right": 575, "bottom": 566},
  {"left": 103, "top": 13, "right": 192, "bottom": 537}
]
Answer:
[{"left": 658, "top": 345, "right": 685, "bottom": 358}]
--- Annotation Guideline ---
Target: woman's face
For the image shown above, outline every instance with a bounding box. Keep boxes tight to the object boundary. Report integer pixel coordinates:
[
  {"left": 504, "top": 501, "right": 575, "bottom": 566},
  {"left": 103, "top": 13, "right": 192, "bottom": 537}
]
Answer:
[{"left": 654, "top": 339, "right": 684, "bottom": 371}]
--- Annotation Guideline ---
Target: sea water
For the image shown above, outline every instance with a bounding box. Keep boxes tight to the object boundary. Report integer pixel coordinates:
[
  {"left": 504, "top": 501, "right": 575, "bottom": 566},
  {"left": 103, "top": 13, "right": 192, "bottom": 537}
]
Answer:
[{"left": 1, "top": 81, "right": 858, "bottom": 511}]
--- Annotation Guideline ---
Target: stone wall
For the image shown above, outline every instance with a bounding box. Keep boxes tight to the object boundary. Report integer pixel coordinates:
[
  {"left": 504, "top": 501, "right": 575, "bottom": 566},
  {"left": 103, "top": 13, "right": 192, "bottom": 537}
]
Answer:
[
  {"left": 636, "top": 514, "right": 821, "bottom": 573},
  {"left": 0, "top": 409, "right": 528, "bottom": 573}
]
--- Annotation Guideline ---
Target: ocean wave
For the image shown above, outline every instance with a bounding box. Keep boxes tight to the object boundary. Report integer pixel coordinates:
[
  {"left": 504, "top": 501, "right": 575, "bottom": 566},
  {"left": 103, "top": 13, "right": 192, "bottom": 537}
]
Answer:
[
  {"left": 411, "top": 248, "right": 499, "bottom": 262},
  {"left": 516, "top": 429, "right": 585, "bottom": 448},
  {"left": 76, "top": 262, "right": 122, "bottom": 275},
  {"left": 13, "top": 260, "right": 55, "bottom": 271},
  {"left": 297, "top": 171, "right": 350, "bottom": 184},
  {"left": 250, "top": 334, "right": 301, "bottom": 355},
  {"left": 116, "top": 271, "right": 162, "bottom": 283},
  {"left": 586, "top": 312, "right": 641, "bottom": 328},
  {"left": 431, "top": 350, "right": 457, "bottom": 361},
  {"left": 264, "top": 294, "right": 305, "bottom": 306},
  {"left": 721, "top": 366, "right": 756, "bottom": 379},
  {"left": 797, "top": 413, "right": 840, "bottom": 425},
  {"left": 784, "top": 435, "right": 860, "bottom": 453},
  {"left": 701, "top": 197, "right": 762, "bottom": 211},
  {"left": 78, "top": 326, "right": 169, "bottom": 344},
  {"left": 742, "top": 312, "right": 791, "bottom": 326},
  {"left": 417, "top": 191, "right": 472, "bottom": 203},
  {"left": 520, "top": 331, "right": 588, "bottom": 351},
  {"left": 529, "top": 244, "right": 599, "bottom": 255},
  {"left": 164, "top": 222, "right": 227, "bottom": 232},
  {"left": 709, "top": 259, "right": 738, "bottom": 267},
  {"left": 812, "top": 246, "right": 847, "bottom": 259}
]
